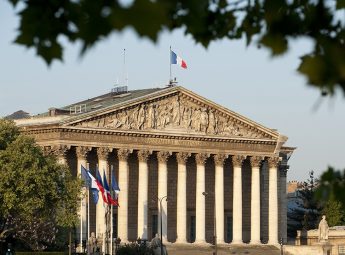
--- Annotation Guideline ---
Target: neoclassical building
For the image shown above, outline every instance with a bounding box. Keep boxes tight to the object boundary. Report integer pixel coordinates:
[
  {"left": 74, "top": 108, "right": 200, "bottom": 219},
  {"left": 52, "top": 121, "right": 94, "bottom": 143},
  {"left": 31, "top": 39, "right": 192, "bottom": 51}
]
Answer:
[{"left": 15, "top": 85, "right": 294, "bottom": 249}]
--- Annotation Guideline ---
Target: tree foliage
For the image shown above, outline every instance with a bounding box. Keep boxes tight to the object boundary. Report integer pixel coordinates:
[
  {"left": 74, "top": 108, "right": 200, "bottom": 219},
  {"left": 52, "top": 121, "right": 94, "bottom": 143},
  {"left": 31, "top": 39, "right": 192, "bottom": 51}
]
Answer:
[
  {"left": 7, "top": 0, "right": 345, "bottom": 95},
  {"left": 0, "top": 119, "right": 81, "bottom": 251},
  {"left": 321, "top": 200, "right": 343, "bottom": 227},
  {"left": 315, "top": 166, "right": 345, "bottom": 226},
  {"left": 287, "top": 171, "right": 322, "bottom": 237}
]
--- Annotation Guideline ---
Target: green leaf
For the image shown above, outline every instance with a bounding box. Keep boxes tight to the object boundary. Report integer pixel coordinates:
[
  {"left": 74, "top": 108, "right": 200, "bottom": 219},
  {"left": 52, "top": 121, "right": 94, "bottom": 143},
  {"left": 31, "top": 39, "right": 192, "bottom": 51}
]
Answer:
[
  {"left": 260, "top": 33, "right": 288, "bottom": 55},
  {"left": 336, "top": 0, "right": 345, "bottom": 9}
]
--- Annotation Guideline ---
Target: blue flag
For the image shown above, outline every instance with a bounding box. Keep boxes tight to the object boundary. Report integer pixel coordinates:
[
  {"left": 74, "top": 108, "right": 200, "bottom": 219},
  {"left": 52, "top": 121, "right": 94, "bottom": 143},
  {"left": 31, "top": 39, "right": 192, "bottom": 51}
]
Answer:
[
  {"left": 96, "top": 168, "right": 103, "bottom": 187},
  {"left": 103, "top": 170, "right": 119, "bottom": 206},
  {"left": 81, "top": 165, "right": 99, "bottom": 204},
  {"left": 81, "top": 165, "right": 91, "bottom": 187},
  {"left": 91, "top": 189, "right": 99, "bottom": 204},
  {"left": 111, "top": 170, "right": 120, "bottom": 194}
]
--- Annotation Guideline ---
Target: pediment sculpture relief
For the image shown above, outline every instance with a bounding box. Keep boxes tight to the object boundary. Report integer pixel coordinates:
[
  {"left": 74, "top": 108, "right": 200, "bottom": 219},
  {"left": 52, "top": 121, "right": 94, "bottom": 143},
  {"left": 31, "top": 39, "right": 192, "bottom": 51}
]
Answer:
[{"left": 76, "top": 95, "right": 266, "bottom": 139}]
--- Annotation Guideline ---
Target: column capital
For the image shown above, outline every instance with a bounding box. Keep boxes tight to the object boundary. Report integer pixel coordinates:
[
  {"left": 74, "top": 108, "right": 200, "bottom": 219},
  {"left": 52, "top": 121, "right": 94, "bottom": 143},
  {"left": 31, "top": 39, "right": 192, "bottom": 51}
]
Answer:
[
  {"left": 157, "top": 151, "right": 171, "bottom": 163},
  {"left": 97, "top": 147, "right": 111, "bottom": 161},
  {"left": 176, "top": 152, "right": 190, "bottom": 164},
  {"left": 43, "top": 145, "right": 70, "bottom": 157},
  {"left": 195, "top": 153, "right": 209, "bottom": 165},
  {"left": 231, "top": 155, "right": 246, "bottom": 168},
  {"left": 279, "top": 165, "right": 289, "bottom": 177},
  {"left": 137, "top": 150, "right": 151, "bottom": 162},
  {"left": 214, "top": 154, "right": 228, "bottom": 166},
  {"left": 117, "top": 149, "right": 131, "bottom": 161},
  {"left": 267, "top": 157, "right": 281, "bottom": 168},
  {"left": 250, "top": 156, "right": 264, "bottom": 168},
  {"left": 76, "top": 146, "right": 92, "bottom": 160}
]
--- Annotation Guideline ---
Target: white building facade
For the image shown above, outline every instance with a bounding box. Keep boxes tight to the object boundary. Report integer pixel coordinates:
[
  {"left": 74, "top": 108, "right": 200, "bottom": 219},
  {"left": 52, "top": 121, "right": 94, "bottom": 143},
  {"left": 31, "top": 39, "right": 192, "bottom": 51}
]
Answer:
[{"left": 16, "top": 86, "right": 294, "bottom": 250}]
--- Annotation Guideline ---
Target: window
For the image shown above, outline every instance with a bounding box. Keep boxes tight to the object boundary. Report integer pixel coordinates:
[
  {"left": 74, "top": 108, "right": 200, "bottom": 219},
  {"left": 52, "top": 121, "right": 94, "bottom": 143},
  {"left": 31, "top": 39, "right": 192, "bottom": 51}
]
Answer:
[{"left": 339, "top": 245, "right": 345, "bottom": 255}]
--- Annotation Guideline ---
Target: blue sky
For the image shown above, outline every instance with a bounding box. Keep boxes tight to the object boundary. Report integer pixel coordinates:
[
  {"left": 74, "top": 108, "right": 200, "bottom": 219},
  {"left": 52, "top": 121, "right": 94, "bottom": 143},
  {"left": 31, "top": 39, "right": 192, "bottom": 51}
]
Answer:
[{"left": 1, "top": 1, "right": 345, "bottom": 181}]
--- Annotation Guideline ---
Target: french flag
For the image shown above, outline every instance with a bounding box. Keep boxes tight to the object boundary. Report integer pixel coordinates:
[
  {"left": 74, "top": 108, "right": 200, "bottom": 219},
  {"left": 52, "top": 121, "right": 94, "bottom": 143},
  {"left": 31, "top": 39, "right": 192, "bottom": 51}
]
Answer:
[
  {"left": 171, "top": 50, "right": 187, "bottom": 69},
  {"left": 103, "top": 170, "right": 119, "bottom": 206},
  {"left": 96, "top": 168, "right": 108, "bottom": 204}
]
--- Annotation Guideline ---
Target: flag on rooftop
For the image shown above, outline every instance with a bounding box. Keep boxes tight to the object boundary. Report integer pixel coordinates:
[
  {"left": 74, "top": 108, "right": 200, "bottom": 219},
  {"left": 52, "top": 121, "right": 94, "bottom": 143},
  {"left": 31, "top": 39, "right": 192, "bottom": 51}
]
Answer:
[{"left": 171, "top": 50, "right": 187, "bottom": 69}]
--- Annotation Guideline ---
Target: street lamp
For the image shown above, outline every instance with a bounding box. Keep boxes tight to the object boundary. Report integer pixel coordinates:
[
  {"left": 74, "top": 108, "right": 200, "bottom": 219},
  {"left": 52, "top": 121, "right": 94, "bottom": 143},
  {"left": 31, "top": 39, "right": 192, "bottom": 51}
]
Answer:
[
  {"left": 156, "top": 196, "right": 168, "bottom": 255},
  {"left": 202, "top": 192, "right": 217, "bottom": 255}
]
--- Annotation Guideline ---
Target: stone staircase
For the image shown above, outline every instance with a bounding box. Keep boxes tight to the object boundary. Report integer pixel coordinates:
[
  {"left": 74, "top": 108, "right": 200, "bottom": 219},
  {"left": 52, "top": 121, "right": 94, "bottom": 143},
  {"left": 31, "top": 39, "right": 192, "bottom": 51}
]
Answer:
[{"left": 166, "top": 244, "right": 281, "bottom": 255}]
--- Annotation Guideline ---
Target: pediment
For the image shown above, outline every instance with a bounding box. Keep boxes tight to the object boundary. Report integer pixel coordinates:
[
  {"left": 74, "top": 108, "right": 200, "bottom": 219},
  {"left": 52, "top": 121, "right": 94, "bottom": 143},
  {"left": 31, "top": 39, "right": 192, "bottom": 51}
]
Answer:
[{"left": 65, "top": 87, "right": 279, "bottom": 140}]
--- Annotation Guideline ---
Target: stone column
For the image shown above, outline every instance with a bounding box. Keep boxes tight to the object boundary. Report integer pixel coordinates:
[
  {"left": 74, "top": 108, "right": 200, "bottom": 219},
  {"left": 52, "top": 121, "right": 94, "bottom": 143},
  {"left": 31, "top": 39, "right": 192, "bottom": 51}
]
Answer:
[
  {"left": 250, "top": 156, "right": 263, "bottom": 244},
  {"left": 268, "top": 157, "right": 280, "bottom": 245},
  {"left": 76, "top": 146, "right": 91, "bottom": 250},
  {"left": 279, "top": 164, "right": 289, "bottom": 243},
  {"left": 117, "top": 149, "right": 131, "bottom": 242},
  {"left": 157, "top": 151, "right": 170, "bottom": 242},
  {"left": 42, "top": 145, "right": 69, "bottom": 165},
  {"left": 214, "top": 154, "right": 228, "bottom": 244},
  {"left": 97, "top": 147, "right": 111, "bottom": 251},
  {"left": 176, "top": 152, "right": 190, "bottom": 243},
  {"left": 53, "top": 145, "right": 69, "bottom": 165},
  {"left": 231, "top": 155, "right": 245, "bottom": 244},
  {"left": 195, "top": 153, "right": 209, "bottom": 244},
  {"left": 137, "top": 150, "right": 151, "bottom": 239}
]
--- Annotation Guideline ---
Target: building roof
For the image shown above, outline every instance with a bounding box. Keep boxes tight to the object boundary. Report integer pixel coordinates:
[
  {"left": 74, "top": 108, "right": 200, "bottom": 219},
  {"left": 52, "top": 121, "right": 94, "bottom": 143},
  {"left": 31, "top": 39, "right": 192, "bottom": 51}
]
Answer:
[
  {"left": 37, "top": 87, "right": 165, "bottom": 117},
  {"left": 5, "top": 110, "right": 30, "bottom": 120}
]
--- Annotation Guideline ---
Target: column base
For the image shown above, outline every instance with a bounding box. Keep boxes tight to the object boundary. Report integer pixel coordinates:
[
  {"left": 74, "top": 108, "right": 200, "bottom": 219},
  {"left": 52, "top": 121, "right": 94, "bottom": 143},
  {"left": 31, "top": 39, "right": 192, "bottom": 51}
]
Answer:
[
  {"left": 193, "top": 240, "right": 207, "bottom": 246},
  {"left": 216, "top": 241, "right": 228, "bottom": 246},
  {"left": 249, "top": 240, "right": 262, "bottom": 245},
  {"left": 267, "top": 241, "right": 279, "bottom": 247},
  {"left": 231, "top": 240, "right": 244, "bottom": 245},
  {"left": 175, "top": 239, "right": 189, "bottom": 244}
]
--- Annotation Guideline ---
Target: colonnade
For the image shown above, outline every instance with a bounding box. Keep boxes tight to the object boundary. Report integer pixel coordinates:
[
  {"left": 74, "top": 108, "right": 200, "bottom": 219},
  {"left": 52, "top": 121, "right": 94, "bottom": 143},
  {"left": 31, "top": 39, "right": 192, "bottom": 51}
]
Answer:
[{"left": 52, "top": 145, "right": 281, "bottom": 247}]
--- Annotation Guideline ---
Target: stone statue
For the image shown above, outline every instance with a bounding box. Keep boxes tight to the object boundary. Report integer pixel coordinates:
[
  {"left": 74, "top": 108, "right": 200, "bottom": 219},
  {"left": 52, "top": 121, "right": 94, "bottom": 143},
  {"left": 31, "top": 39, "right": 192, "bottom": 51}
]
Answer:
[
  {"left": 171, "top": 98, "right": 181, "bottom": 124},
  {"left": 147, "top": 104, "right": 156, "bottom": 129},
  {"left": 137, "top": 105, "right": 146, "bottom": 130},
  {"left": 207, "top": 109, "right": 217, "bottom": 134},
  {"left": 200, "top": 108, "right": 209, "bottom": 132},
  {"left": 150, "top": 234, "right": 168, "bottom": 255},
  {"left": 182, "top": 107, "right": 192, "bottom": 129},
  {"left": 88, "top": 232, "right": 97, "bottom": 254},
  {"left": 318, "top": 215, "right": 329, "bottom": 242}
]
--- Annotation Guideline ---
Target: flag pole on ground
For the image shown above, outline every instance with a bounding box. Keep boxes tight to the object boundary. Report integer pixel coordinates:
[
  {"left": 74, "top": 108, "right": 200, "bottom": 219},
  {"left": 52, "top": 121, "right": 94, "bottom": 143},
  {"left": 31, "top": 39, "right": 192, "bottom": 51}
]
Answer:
[
  {"left": 87, "top": 163, "right": 90, "bottom": 242},
  {"left": 110, "top": 165, "right": 114, "bottom": 255}
]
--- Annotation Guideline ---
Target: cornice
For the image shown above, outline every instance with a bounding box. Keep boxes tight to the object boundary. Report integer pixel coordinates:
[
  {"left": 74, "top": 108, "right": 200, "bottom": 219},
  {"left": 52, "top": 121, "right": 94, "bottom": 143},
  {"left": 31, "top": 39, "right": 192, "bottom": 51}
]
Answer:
[{"left": 21, "top": 126, "right": 277, "bottom": 145}]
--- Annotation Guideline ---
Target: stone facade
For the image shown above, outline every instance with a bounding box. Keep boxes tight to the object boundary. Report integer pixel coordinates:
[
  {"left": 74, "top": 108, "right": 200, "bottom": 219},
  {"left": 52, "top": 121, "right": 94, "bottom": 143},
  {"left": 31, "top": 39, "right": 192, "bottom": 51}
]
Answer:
[{"left": 15, "top": 86, "right": 295, "bottom": 252}]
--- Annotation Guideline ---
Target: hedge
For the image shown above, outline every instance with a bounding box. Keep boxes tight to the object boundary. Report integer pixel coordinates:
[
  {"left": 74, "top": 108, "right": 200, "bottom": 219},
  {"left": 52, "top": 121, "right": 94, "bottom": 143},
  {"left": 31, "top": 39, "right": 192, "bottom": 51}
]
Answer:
[{"left": 16, "top": 252, "right": 65, "bottom": 255}]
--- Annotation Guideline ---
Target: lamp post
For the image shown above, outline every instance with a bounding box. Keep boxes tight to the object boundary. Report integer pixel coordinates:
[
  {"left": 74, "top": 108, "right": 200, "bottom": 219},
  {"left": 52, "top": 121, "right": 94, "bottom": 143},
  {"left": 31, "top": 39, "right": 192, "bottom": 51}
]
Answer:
[
  {"left": 157, "top": 196, "right": 168, "bottom": 255},
  {"left": 202, "top": 192, "right": 217, "bottom": 255}
]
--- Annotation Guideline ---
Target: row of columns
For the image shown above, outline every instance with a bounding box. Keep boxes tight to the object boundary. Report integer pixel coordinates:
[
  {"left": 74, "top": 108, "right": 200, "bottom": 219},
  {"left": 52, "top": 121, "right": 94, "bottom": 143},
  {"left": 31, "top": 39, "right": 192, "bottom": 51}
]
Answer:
[{"left": 52, "top": 146, "right": 281, "bottom": 246}]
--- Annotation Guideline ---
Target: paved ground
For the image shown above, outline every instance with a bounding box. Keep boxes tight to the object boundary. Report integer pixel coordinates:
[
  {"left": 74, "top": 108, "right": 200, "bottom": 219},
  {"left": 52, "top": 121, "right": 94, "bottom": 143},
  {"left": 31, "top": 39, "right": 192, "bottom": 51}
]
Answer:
[{"left": 166, "top": 243, "right": 281, "bottom": 255}]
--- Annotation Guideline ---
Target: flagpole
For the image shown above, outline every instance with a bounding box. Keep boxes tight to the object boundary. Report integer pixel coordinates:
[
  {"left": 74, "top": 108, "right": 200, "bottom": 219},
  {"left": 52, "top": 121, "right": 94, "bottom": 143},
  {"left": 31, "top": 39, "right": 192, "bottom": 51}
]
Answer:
[
  {"left": 80, "top": 165, "right": 83, "bottom": 253},
  {"left": 169, "top": 45, "right": 172, "bottom": 84},
  {"left": 110, "top": 165, "right": 114, "bottom": 255},
  {"left": 87, "top": 163, "right": 90, "bottom": 243}
]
